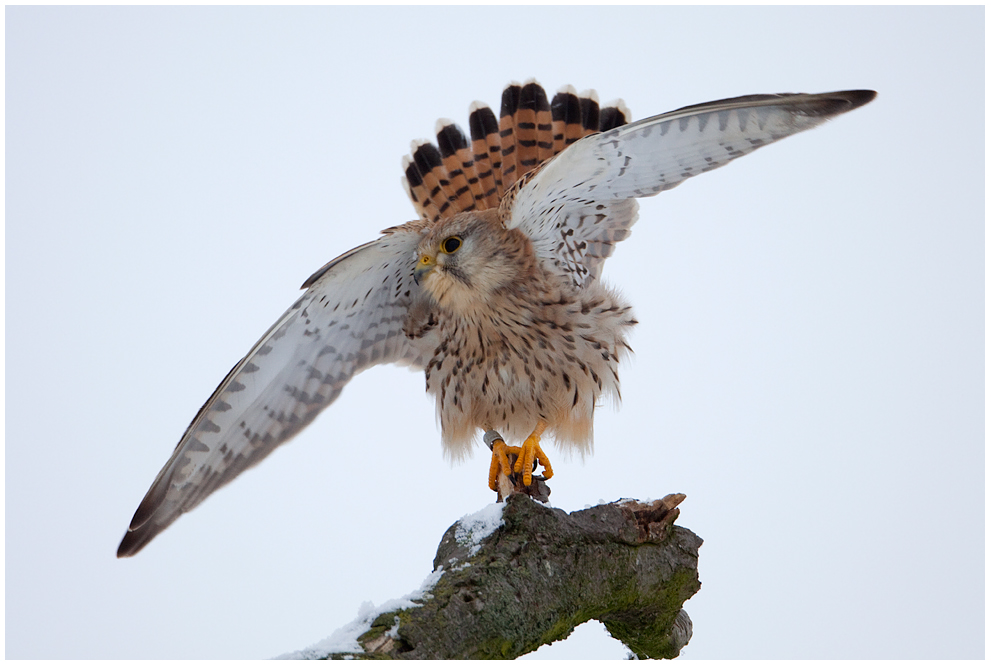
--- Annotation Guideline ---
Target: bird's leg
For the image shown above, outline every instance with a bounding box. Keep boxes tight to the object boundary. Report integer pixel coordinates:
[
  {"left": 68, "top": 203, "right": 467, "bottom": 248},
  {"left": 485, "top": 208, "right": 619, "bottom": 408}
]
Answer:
[
  {"left": 514, "top": 420, "right": 554, "bottom": 486},
  {"left": 484, "top": 429, "right": 520, "bottom": 493}
]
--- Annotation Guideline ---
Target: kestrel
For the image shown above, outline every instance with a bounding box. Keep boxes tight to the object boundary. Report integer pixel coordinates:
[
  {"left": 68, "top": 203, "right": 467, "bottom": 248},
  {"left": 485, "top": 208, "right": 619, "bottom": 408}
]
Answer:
[{"left": 117, "top": 81, "right": 875, "bottom": 557}]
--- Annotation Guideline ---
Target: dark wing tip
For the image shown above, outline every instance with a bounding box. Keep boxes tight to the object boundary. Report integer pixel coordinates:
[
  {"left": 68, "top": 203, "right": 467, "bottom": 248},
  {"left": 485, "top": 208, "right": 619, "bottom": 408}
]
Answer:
[
  {"left": 840, "top": 89, "right": 878, "bottom": 110},
  {"left": 117, "top": 524, "right": 155, "bottom": 558},
  {"left": 117, "top": 532, "right": 138, "bottom": 558},
  {"left": 116, "top": 478, "right": 172, "bottom": 557},
  {"left": 801, "top": 89, "right": 878, "bottom": 119}
]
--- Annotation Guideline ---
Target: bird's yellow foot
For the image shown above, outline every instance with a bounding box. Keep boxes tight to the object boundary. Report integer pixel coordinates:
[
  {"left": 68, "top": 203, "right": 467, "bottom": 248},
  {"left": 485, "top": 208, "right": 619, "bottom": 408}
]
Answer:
[
  {"left": 513, "top": 422, "right": 554, "bottom": 487},
  {"left": 486, "top": 435, "right": 521, "bottom": 491}
]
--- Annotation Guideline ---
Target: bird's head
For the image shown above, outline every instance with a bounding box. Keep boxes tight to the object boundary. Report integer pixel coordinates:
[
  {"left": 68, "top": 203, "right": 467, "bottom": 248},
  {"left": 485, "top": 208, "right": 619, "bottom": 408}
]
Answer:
[{"left": 414, "top": 210, "right": 531, "bottom": 312}]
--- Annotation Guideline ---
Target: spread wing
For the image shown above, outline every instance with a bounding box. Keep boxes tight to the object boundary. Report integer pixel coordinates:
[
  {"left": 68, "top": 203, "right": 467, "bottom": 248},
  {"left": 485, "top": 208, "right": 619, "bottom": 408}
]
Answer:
[
  {"left": 504, "top": 90, "right": 877, "bottom": 287},
  {"left": 117, "top": 223, "right": 433, "bottom": 557}
]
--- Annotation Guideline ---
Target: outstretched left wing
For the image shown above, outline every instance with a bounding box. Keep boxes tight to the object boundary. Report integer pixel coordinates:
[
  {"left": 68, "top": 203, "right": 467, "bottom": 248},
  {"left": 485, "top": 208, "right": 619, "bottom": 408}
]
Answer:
[
  {"left": 504, "top": 90, "right": 877, "bottom": 287},
  {"left": 117, "top": 224, "right": 433, "bottom": 557}
]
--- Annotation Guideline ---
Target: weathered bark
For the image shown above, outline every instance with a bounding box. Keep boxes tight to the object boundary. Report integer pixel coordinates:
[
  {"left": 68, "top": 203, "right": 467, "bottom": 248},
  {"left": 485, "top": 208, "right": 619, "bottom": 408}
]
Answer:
[{"left": 318, "top": 493, "right": 702, "bottom": 659}]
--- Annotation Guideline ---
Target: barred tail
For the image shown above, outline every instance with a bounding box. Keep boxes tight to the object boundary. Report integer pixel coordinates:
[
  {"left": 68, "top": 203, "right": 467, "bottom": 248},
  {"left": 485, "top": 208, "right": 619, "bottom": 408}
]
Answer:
[{"left": 402, "top": 79, "right": 631, "bottom": 223}]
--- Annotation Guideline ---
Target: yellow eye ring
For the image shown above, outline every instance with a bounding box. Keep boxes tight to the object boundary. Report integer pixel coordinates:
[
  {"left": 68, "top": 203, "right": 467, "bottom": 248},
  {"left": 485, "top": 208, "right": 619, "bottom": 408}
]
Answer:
[{"left": 440, "top": 236, "right": 462, "bottom": 254}]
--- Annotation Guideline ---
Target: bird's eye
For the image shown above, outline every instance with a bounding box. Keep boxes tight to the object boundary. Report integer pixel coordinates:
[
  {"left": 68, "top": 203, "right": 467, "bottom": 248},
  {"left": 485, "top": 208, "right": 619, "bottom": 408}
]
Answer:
[{"left": 441, "top": 236, "right": 462, "bottom": 254}]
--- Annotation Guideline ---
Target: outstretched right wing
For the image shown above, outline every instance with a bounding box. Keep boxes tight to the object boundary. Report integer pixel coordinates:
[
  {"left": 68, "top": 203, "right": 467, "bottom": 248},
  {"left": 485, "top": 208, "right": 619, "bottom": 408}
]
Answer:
[
  {"left": 503, "top": 90, "right": 877, "bottom": 287},
  {"left": 117, "top": 222, "right": 432, "bottom": 557}
]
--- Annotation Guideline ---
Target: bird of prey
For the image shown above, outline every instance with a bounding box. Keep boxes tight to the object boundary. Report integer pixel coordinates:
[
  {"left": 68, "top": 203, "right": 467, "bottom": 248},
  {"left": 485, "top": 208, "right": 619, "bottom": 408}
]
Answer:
[{"left": 117, "top": 80, "right": 875, "bottom": 557}]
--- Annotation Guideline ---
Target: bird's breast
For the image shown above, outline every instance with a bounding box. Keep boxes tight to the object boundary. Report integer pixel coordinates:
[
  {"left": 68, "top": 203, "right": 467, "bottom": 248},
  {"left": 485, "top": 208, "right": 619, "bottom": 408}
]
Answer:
[{"left": 423, "top": 287, "right": 635, "bottom": 457}]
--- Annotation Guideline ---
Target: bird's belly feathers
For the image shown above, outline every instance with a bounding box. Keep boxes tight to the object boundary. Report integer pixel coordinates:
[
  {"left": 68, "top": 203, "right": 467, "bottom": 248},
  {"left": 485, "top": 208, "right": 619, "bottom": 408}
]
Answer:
[{"left": 424, "top": 285, "right": 636, "bottom": 460}]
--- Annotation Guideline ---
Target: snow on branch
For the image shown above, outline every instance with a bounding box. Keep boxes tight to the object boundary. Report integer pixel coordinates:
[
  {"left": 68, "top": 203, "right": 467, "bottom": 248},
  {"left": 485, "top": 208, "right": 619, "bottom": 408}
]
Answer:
[{"left": 283, "top": 493, "right": 701, "bottom": 660}]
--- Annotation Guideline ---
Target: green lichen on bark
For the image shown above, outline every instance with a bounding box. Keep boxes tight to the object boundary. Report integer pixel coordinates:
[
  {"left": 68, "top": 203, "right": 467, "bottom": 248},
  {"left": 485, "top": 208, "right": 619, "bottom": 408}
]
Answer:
[{"left": 320, "top": 493, "right": 701, "bottom": 660}]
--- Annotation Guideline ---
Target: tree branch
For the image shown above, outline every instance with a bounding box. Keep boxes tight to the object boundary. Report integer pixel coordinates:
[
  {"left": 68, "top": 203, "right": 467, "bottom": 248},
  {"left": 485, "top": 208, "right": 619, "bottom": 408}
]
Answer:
[{"left": 308, "top": 493, "right": 701, "bottom": 660}]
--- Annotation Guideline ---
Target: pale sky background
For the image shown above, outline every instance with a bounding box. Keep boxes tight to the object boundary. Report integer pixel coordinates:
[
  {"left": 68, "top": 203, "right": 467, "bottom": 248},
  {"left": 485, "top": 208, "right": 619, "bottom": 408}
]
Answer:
[{"left": 5, "top": 6, "right": 984, "bottom": 660}]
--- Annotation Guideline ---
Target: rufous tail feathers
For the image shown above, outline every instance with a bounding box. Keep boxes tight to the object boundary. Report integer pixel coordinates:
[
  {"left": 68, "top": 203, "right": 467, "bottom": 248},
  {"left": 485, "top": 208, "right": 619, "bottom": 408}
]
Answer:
[{"left": 402, "top": 80, "right": 631, "bottom": 223}]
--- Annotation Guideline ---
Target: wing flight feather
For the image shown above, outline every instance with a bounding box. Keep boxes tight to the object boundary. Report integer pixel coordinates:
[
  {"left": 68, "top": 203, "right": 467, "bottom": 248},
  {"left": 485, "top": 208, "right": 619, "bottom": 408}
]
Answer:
[
  {"left": 506, "top": 90, "right": 877, "bottom": 286},
  {"left": 117, "top": 225, "right": 432, "bottom": 557}
]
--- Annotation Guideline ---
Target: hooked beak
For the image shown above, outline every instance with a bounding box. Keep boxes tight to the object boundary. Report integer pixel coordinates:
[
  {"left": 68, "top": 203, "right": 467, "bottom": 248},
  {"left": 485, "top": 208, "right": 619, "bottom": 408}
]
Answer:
[{"left": 413, "top": 254, "right": 436, "bottom": 285}]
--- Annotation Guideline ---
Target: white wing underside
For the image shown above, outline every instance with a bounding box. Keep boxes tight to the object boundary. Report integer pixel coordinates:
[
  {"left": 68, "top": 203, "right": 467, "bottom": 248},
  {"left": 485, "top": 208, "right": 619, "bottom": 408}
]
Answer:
[
  {"left": 118, "top": 227, "right": 435, "bottom": 556},
  {"left": 509, "top": 91, "right": 875, "bottom": 287}
]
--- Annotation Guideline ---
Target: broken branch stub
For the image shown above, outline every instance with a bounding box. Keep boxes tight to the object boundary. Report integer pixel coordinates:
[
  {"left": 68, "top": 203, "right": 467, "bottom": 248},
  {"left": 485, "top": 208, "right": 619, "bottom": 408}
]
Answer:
[{"left": 322, "top": 493, "right": 701, "bottom": 660}]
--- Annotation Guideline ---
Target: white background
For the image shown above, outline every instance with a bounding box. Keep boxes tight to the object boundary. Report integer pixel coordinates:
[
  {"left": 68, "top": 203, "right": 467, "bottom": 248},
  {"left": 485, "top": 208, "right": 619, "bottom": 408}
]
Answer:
[{"left": 5, "top": 6, "right": 984, "bottom": 660}]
